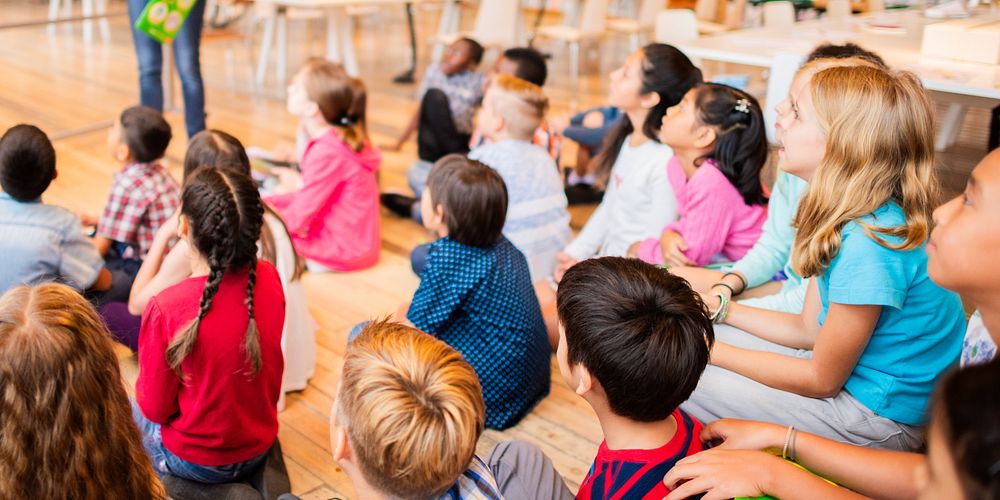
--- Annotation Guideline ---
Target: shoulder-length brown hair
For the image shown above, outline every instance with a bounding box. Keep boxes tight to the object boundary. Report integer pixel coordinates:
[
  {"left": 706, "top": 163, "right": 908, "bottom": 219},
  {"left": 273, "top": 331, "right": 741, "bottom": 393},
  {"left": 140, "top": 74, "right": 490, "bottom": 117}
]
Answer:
[{"left": 0, "top": 284, "right": 165, "bottom": 499}]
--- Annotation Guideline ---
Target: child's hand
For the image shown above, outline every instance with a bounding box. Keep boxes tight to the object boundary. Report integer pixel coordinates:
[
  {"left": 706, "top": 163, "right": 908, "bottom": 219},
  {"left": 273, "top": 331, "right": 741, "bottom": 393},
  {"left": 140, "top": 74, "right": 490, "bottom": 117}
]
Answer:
[
  {"left": 154, "top": 211, "right": 180, "bottom": 244},
  {"left": 581, "top": 110, "right": 606, "bottom": 129},
  {"left": 272, "top": 167, "right": 303, "bottom": 195},
  {"left": 78, "top": 212, "right": 99, "bottom": 227},
  {"left": 660, "top": 230, "right": 695, "bottom": 268},
  {"left": 271, "top": 142, "right": 297, "bottom": 162},
  {"left": 699, "top": 419, "right": 787, "bottom": 453},
  {"left": 663, "top": 449, "right": 784, "bottom": 500},
  {"left": 626, "top": 241, "right": 641, "bottom": 258},
  {"left": 553, "top": 252, "right": 578, "bottom": 282}
]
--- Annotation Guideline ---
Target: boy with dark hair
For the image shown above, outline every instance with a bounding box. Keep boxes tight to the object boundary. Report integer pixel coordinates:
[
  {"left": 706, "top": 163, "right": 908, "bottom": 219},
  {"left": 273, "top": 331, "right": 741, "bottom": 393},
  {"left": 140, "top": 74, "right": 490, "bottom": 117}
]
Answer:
[
  {"left": 805, "top": 42, "right": 887, "bottom": 67},
  {"left": 557, "top": 257, "right": 713, "bottom": 498},
  {"left": 83, "top": 106, "right": 180, "bottom": 280},
  {"left": 496, "top": 47, "right": 548, "bottom": 87},
  {"left": 0, "top": 124, "right": 112, "bottom": 294},
  {"left": 398, "top": 154, "right": 551, "bottom": 430}
]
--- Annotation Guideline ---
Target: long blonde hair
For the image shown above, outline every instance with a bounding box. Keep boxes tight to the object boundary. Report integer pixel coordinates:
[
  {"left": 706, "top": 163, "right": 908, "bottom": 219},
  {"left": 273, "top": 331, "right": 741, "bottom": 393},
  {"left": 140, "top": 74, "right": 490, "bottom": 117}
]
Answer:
[
  {"left": 0, "top": 284, "right": 166, "bottom": 499},
  {"left": 791, "top": 65, "right": 937, "bottom": 277}
]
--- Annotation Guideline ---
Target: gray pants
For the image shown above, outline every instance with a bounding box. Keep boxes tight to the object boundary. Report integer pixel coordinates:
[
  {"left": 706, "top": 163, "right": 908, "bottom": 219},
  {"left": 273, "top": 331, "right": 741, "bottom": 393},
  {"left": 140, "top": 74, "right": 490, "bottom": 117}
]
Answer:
[
  {"left": 681, "top": 325, "right": 924, "bottom": 451},
  {"left": 486, "top": 440, "right": 574, "bottom": 500}
]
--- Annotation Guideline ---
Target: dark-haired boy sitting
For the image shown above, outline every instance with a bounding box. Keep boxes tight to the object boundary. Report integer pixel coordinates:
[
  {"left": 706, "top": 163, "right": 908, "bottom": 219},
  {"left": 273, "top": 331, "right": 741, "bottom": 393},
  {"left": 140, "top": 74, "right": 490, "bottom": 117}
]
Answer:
[{"left": 559, "top": 257, "right": 713, "bottom": 499}]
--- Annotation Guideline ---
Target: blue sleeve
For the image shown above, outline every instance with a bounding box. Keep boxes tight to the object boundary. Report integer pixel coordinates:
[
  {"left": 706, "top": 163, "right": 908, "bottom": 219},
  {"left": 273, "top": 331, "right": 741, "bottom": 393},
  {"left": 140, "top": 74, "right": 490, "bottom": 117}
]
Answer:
[
  {"left": 406, "top": 247, "right": 467, "bottom": 334},
  {"left": 730, "top": 172, "right": 806, "bottom": 288},
  {"left": 824, "top": 227, "right": 908, "bottom": 309}
]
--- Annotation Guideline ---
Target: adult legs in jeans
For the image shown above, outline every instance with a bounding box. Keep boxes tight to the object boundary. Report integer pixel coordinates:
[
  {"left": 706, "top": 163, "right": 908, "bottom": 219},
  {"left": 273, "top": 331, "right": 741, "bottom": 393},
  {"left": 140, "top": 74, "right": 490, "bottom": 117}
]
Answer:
[
  {"left": 127, "top": 0, "right": 206, "bottom": 137},
  {"left": 131, "top": 399, "right": 268, "bottom": 483},
  {"left": 416, "top": 89, "right": 470, "bottom": 163},
  {"left": 486, "top": 440, "right": 574, "bottom": 500},
  {"left": 680, "top": 324, "right": 923, "bottom": 451}
]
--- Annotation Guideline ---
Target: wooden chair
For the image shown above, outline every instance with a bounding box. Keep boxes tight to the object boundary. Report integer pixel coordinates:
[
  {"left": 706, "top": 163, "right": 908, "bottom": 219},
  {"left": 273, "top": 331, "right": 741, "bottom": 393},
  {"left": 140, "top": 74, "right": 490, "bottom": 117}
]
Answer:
[
  {"left": 535, "top": 0, "right": 611, "bottom": 84},
  {"left": 431, "top": 0, "right": 522, "bottom": 63},
  {"left": 607, "top": 0, "right": 667, "bottom": 51},
  {"left": 654, "top": 9, "right": 700, "bottom": 45}
]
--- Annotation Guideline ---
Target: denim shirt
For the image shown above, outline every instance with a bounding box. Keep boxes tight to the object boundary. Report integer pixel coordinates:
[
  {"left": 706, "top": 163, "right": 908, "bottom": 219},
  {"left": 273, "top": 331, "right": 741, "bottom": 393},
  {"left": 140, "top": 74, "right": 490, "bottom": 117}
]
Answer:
[{"left": 0, "top": 193, "right": 104, "bottom": 292}]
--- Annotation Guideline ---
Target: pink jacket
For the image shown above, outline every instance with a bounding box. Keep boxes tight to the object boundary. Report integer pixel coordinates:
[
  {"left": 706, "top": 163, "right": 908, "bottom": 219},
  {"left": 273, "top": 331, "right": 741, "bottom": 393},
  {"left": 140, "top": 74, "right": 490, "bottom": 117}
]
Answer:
[
  {"left": 265, "top": 129, "right": 381, "bottom": 271},
  {"left": 637, "top": 157, "right": 766, "bottom": 266}
]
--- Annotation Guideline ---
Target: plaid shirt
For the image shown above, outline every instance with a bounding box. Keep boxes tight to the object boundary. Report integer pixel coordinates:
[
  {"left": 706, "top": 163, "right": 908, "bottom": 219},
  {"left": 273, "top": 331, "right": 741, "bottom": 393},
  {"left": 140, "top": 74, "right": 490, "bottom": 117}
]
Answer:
[
  {"left": 432, "top": 455, "right": 504, "bottom": 500},
  {"left": 97, "top": 162, "right": 180, "bottom": 259}
]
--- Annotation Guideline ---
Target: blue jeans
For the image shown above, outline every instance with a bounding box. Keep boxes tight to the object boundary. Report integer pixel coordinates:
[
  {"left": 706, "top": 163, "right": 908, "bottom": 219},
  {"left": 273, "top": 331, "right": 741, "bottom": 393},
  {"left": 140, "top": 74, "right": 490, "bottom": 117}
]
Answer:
[
  {"left": 131, "top": 400, "right": 267, "bottom": 483},
  {"left": 127, "top": 0, "right": 207, "bottom": 138}
]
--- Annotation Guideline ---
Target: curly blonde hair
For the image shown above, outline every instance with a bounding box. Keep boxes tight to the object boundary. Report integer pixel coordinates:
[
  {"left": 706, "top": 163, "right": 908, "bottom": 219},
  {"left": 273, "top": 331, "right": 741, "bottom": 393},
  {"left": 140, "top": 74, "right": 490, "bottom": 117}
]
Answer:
[
  {"left": 0, "top": 284, "right": 165, "bottom": 499},
  {"left": 791, "top": 65, "right": 938, "bottom": 278}
]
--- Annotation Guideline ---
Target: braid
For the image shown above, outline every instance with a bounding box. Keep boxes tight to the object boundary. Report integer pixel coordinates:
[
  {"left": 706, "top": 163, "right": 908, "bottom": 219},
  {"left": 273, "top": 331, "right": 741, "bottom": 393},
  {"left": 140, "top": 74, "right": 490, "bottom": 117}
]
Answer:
[
  {"left": 242, "top": 256, "right": 262, "bottom": 376},
  {"left": 167, "top": 259, "right": 224, "bottom": 377}
]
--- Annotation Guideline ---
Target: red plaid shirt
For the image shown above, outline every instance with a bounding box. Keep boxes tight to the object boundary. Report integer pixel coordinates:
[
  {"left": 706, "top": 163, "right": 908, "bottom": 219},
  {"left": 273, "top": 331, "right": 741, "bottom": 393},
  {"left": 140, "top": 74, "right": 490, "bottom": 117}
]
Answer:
[{"left": 97, "top": 162, "right": 180, "bottom": 259}]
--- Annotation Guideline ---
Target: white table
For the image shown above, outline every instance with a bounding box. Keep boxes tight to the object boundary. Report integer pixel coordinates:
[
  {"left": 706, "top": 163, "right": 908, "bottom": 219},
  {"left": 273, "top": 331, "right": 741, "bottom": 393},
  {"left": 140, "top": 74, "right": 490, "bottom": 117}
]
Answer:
[
  {"left": 675, "top": 9, "right": 1000, "bottom": 148},
  {"left": 255, "top": 0, "right": 456, "bottom": 86}
]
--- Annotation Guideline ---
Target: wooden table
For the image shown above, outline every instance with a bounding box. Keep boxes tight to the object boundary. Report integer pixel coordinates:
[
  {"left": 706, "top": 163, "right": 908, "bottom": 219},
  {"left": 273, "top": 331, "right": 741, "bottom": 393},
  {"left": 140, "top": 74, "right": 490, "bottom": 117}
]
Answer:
[
  {"left": 255, "top": 0, "right": 457, "bottom": 85},
  {"left": 675, "top": 8, "right": 1000, "bottom": 148}
]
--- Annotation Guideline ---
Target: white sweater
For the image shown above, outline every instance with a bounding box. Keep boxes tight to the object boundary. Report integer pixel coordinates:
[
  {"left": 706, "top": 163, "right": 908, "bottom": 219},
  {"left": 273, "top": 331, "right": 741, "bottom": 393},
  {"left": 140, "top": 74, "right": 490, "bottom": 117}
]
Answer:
[{"left": 564, "top": 138, "right": 677, "bottom": 260}]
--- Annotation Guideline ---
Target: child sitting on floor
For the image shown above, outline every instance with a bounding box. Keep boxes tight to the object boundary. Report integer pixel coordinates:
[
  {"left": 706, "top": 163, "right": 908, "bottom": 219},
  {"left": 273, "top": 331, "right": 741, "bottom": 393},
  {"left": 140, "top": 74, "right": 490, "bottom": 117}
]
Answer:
[
  {"left": 466, "top": 74, "right": 570, "bottom": 281},
  {"left": 0, "top": 124, "right": 114, "bottom": 297},
  {"left": 400, "top": 154, "right": 550, "bottom": 430},
  {"left": 629, "top": 83, "right": 768, "bottom": 268},
  {"left": 265, "top": 59, "right": 381, "bottom": 272},
  {"left": 330, "top": 320, "right": 503, "bottom": 499},
  {"left": 532, "top": 256, "right": 713, "bottom": 498},
  {"left": 380, "top": 37, "right": 486, "bottom": 219},
  {"left": 134, "top": 168, "right": 285, "bottom": 483},
  {"left": 85, "top": 106, "right": 179, "bottom": 282}
]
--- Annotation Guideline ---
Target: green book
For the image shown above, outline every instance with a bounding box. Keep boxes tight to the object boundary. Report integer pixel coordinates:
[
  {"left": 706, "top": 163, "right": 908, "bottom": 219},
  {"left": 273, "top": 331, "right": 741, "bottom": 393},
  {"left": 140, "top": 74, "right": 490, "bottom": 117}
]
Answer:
[{"left": 134, "top": 0, "right": 198, "bottom": 43}]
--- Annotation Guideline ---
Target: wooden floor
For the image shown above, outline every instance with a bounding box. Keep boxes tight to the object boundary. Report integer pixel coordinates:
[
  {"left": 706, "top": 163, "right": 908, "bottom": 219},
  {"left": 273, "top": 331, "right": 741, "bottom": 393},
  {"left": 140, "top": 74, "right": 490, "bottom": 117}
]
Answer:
[{"left": 0, "top": 1, "right": 991, "bottom": 497}]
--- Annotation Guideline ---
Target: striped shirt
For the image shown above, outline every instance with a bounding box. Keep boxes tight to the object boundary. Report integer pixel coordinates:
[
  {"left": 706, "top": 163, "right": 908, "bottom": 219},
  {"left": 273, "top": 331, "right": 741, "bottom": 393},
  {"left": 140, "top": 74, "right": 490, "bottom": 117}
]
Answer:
[
  {"left": 469, "top": 140, "right": 571, "bottom": 281},
  {"left": 434, "top": 455, "right": 504, "bottom": 500}
]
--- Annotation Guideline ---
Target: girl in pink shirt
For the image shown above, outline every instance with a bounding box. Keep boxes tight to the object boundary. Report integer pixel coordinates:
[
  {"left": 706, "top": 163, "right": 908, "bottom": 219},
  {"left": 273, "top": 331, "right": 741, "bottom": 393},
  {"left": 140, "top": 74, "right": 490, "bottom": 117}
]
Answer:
[
  {"left": 632, "top": 84, "right": 768, "bottom": 267},
  {"left": 265, "top": 60, "right": 381, "bottom": 271}
]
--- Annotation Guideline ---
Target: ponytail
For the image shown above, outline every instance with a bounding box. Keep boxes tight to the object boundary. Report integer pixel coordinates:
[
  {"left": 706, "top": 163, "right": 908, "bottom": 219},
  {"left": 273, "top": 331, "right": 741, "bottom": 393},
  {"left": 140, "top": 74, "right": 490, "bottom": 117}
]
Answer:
[
  {"left": 593, "top": 43, "right": 702, "bottom": 184},
  {"left": 302, "top": 59, "right": 369, "bottom": 152},
  {"left": 693, "top": 83, "right": 768, "bottom": 206}
]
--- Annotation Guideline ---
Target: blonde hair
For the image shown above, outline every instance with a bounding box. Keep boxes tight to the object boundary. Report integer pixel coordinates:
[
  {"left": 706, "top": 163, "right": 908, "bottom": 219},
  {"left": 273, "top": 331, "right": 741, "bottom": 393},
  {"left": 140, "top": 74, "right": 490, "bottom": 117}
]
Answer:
[
  {"left": 486, "top": 73, "right": 549, "bottom": 140},
  {"left": 336, "top": 320, "right": 485, "bottom": 499},
  {"left": 791, "top": 65, "right": 938, "bottom": 277},
  {"left": 0, "top": 284, "right": 166, "bottom": 499},
  {"left": 302, "top": 59, "right": 369, "bottom": 152}
]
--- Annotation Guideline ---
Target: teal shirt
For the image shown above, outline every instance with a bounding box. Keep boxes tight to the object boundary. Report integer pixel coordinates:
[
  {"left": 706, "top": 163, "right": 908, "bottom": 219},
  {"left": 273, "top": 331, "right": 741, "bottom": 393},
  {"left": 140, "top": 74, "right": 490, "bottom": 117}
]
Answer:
[
  {"left": 817, "top": 202, "right": 965, "bottom": 426},
  {"left": 730, "top": 171, "right": 809, "bottom": 289}
]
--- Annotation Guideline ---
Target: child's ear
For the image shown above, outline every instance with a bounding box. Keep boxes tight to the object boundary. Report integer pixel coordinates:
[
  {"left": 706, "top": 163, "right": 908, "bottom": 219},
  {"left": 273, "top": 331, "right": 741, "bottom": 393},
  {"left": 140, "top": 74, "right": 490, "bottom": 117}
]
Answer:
[
  {"left": 694, "top": 126, "right": 717, "bottom": 149},
  {"left": 574, "top": 364, "right": 594, "bottom": 396},
  {"left": 433, "top": 204, "right": 446, "bottom": 227},
  {"left": 640, "top": 91, "right": 661, "bottom": 111},
  {"left": 177, "top": 214, "right": 190, "bottom": 239},
  {"left": 115, "top": 143, "right": 131, "bottom": 163},
  {"left": 331, "top": 422, "right": 352, "bottom": 463}
]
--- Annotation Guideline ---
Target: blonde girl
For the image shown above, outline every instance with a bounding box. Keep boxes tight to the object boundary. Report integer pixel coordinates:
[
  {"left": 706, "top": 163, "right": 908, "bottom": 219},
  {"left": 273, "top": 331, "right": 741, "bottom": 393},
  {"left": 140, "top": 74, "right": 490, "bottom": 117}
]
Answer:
[
  {"left": 680, "top": 65, "right": 966, "bottom": 451},
  {"left": 0, "top": 283, "right": 165, "bottom": 499}
]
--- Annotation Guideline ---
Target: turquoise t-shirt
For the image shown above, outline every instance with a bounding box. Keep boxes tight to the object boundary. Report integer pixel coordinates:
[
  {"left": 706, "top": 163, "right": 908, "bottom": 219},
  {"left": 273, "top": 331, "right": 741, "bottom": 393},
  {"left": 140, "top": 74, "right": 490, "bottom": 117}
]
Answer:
[{"left": 817, "top": 202, "right": 965, "bottom": 426}]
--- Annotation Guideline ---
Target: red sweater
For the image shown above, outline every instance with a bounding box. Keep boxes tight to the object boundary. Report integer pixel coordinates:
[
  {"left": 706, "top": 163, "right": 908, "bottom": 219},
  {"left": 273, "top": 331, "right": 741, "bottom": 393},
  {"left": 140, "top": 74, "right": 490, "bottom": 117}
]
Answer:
[{"left": 137, "top": 261, "right": 286, "bottom": 466}]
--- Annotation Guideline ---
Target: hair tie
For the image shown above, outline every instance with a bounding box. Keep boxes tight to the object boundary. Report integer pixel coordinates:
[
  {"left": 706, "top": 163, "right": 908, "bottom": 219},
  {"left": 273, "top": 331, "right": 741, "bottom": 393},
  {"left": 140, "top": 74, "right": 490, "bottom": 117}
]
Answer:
[
  {"left": 337, "top": 115, "right": 356, "bottom": 127},
  {"left": 734, "top": 98, "right": 751, "bottom": 114}
]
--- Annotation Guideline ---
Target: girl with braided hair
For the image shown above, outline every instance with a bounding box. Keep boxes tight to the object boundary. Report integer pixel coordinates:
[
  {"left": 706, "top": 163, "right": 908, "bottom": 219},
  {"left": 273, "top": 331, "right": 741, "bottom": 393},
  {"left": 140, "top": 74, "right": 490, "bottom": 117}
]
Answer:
[{"left": 133, "top": 167, "right": 286, "bottom": 483}]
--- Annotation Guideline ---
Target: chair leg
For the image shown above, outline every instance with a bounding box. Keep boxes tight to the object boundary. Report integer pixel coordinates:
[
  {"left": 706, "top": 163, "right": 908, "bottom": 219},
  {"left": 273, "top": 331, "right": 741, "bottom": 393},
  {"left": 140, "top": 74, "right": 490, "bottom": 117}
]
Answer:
[
  {"left": 936, "top": 103, "right": 965, "bottom": 152},
  {"left": 570, "top": 41, "right": 580, "bottom": 86},
  {"left": 629, "top": 32, "right": 639, "bottom": 53}
]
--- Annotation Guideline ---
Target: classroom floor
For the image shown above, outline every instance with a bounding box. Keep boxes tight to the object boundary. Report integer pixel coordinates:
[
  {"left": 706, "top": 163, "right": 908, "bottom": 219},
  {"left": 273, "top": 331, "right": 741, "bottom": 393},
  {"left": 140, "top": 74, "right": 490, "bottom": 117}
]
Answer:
[{"left": 0, "top": 1, "right": 991, "bottom": 497}]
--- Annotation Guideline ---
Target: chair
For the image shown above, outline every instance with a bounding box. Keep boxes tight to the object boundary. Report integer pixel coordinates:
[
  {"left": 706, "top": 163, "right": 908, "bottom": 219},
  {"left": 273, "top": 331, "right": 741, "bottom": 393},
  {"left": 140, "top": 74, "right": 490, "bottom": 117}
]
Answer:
[
  {"left": 431, "top": 0, "right": 522, "bottom": 63},
  {"left": 535, "top": 0, "right": 611, "bottom": 83},
  {"left": 162, "top": 440, "right": 292, "bottom": 500},
  {"left": 654, "top": 9, "right": 700, "bottom": 45},
  {"left": 607, "top": 0, "right": 667, "bottom": 52},
  {"left": 48, "top": 0, "right": 109, "bottom": 42},
  {"left": 762, "top": 1, "right": 795, "bottom": 29}
]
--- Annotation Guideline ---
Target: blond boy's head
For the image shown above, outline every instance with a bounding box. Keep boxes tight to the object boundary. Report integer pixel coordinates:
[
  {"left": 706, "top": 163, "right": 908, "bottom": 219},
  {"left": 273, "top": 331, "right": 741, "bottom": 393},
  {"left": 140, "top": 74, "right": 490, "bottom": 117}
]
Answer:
[
  {"left": 479, "top": 74, "right": 549, "bottom": 141},
  {"left": 332, "top": 320, "right": 485, "bottom": 500}
]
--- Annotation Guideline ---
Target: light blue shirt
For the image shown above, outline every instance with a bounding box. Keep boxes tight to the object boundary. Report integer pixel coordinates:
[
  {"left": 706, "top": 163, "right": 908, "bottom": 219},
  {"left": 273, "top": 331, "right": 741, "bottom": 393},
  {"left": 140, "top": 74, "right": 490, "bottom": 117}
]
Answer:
[
  {"left": 730, "top": 171, "right": 809, "bottom": 291},
  {"left": 0, "top": 193, "right": 104, "bottom": 293},
  {"left": 817, "top": 202, "right": 965, "bottom": 426},
  {"left": 470, "top": 140, "right": 571, "bottom": 281}
]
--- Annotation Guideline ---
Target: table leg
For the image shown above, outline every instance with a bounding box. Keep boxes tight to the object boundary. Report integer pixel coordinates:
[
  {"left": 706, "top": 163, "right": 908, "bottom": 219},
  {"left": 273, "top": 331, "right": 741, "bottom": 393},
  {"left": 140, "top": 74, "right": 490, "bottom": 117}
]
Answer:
[
  {"left": 255, "top": 8, "right": 277, "bottom": 88},
  {"left": 337, "top": 8, "right": 359, "bottom": 76},
  {"left": 82, "top": 0, "right": 94, "bottom": 43},
  {"left": 432, "top": 0, "right": 461, "bottom": 62},
  {"left": 936, "top": 103, "right": 967, "bottom": 152},
  {"left": 277, "top": 7, "right": 288, "bottom": 85}
]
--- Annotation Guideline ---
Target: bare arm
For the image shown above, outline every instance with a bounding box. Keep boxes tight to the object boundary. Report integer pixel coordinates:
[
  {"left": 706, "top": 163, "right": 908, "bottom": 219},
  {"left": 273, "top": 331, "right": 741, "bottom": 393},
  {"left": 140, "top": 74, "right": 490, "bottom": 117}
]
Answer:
[
  {"left": 712, "top": 297, "right": 880, "bottom": 398},
  {"left": 718, "top": 278, "right": 823, "bottom": 349},
  {"left": 91, "top": 234, "right": 113, "bottom": 257},
  {"left": 87, "top": 268, "right": 113, "bottom": 292},
  {"left": 128, "top": 215, "right": 189, "bottom": 315}
]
